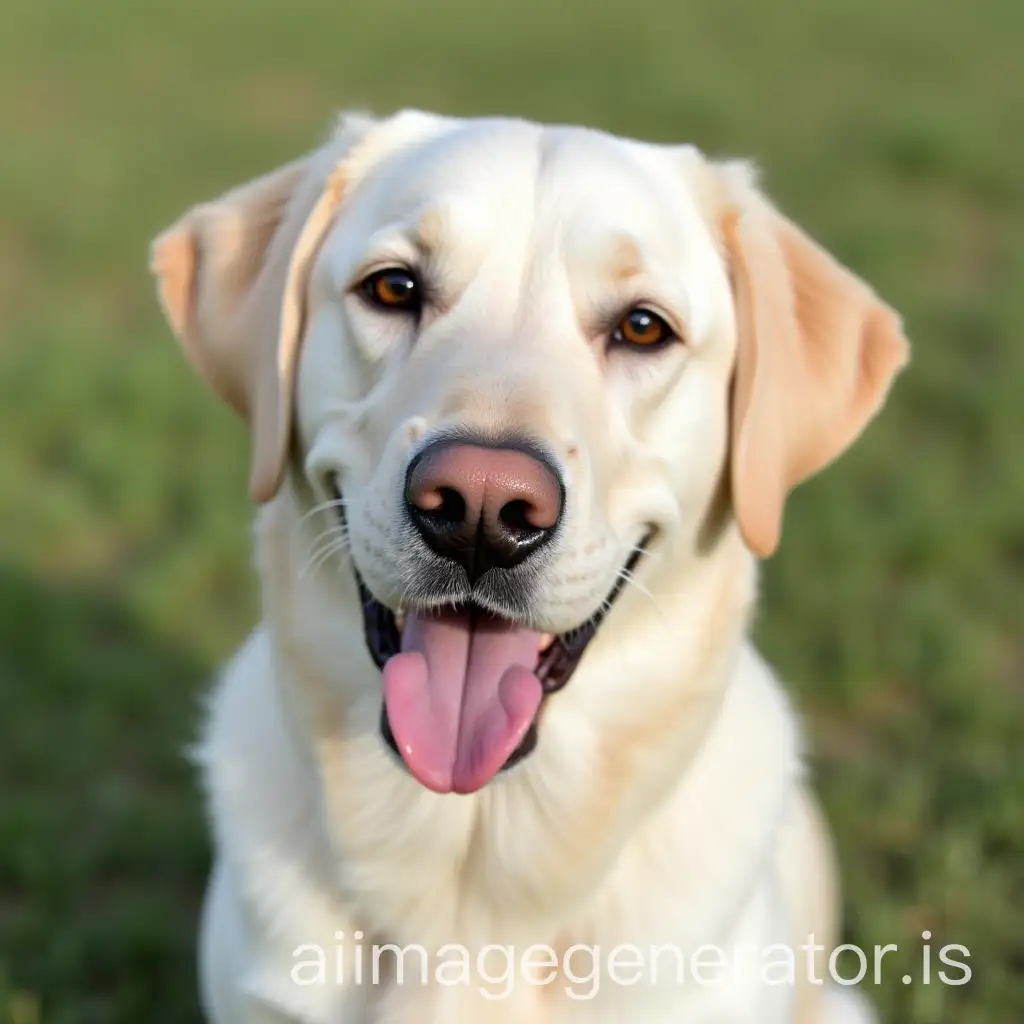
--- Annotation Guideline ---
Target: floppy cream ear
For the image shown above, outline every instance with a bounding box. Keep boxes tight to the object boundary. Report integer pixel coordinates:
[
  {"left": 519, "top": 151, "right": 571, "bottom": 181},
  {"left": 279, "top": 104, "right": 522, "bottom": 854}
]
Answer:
[
  {"left": 149, "top": 156, "right": 347, "bottom": 502},
  {"left": 723, "top": 191, "right": 909, "bottom": 557}
]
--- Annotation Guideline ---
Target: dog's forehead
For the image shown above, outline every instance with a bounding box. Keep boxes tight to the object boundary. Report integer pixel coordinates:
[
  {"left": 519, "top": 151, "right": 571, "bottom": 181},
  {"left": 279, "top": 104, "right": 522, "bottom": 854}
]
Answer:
[
  {"left": 347, "top": 118, "right": 543, "bottom": 225},
  {"left": 315, "top": 116, "right": 728, "bottom": 339},
  {"left": 352, "top": 118, "right": 704, "bottom": 251}
]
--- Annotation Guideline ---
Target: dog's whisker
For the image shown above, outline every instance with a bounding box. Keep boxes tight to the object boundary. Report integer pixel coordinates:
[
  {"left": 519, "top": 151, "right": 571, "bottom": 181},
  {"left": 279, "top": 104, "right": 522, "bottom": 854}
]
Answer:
[
  {"left": 300, "top": 526, "right": 351, "bottom": 580},
  {"left": 629, "top": 541, "right": 661, "bottom": 565},
  {"left": 291, "top": 497, "right": 351, "bottom": 553},
  {"left": 301, "top": 537, "right": 350, "bottom": 581},
  {"left": 295, "top": 496, "right": 350, "bottom": 531},
  {"left": 616, "top": 566, "right": 672, "bottom": 633},
  {"left": 303, "top": 523, "right": 349, "bottom": 564}
]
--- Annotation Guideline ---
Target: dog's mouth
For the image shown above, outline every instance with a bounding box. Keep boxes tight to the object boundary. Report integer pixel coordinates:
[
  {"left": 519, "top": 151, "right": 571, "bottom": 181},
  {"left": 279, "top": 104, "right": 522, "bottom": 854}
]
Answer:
[
  {"left": 355, "top": 538, "right": 648, "bottom": 795},
  {"left": 330, "top": 479, "right": 648, "bottom": 794}
]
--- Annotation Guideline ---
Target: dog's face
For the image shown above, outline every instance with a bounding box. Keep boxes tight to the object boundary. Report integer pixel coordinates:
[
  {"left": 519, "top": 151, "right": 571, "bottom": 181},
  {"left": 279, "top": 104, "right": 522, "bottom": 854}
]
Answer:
[
  {"left": 299, "top": 116, "right": 737, "bottom": 628},
  {"left": 151, "top": 110, "right": 908, "bottom": 795}
]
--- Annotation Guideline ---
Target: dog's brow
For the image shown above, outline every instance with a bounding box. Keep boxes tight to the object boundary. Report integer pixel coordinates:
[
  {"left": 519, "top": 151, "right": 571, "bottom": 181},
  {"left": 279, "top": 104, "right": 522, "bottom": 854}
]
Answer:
[
  {"left": 567, "top": 225, "right": 648, "bottom": 287},
  {"left": 601, "top": 233, "right": 645, "bottom": 282},
  {"left": 409, "top": 205, "right": 450, "bottom": 260}
]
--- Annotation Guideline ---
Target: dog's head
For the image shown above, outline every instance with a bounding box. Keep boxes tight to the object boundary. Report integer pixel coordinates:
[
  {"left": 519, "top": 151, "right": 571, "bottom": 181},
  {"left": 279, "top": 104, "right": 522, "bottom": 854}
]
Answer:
[{"left": 151, "top": 110, "right": 908, "bottom": 795}]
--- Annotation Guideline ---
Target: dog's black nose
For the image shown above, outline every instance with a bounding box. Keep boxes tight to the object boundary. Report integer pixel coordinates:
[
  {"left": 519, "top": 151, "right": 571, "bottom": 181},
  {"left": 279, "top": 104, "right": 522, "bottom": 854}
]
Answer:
[{"left": 405, "top": 440, "right": 564, "bottom": 582}]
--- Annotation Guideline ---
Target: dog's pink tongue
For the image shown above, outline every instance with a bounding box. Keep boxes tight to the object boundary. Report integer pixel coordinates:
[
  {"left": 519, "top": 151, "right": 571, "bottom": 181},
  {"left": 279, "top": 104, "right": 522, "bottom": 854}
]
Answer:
[{"left": 382, "top": 609, "right": 543, "bottom": 794}]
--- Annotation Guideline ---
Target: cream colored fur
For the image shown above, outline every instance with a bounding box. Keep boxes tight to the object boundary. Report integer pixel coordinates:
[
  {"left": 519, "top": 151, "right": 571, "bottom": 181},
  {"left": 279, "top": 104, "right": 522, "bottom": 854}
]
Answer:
[{"left": 150, "top": 109, "right": 908, "bottom": 1023}]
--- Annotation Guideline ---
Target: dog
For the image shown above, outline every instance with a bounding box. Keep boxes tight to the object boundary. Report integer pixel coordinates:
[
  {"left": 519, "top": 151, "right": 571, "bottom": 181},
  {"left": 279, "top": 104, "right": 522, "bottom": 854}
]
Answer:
[{"left": 149, "top": 108, "right": 909, "bottom": 1024}]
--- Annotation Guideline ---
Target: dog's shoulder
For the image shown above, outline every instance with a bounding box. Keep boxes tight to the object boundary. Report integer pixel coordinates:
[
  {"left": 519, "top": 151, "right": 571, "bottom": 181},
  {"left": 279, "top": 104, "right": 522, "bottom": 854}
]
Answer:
[
  {"left": 193, "top": 627, "right": 346, "bottom": 928},
  {"left": 194, "top": 628, "right": 365, "bottom": 1021}
]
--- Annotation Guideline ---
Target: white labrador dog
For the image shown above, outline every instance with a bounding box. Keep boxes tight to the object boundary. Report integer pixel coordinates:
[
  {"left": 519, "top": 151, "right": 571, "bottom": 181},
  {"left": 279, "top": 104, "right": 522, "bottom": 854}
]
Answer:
[{"left": 150, "top": 109, "right": 909, "bottom": 1024}]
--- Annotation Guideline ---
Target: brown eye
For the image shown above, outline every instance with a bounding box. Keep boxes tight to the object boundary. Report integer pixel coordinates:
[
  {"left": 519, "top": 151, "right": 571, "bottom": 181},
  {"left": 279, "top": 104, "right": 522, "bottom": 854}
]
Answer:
[
  {"left": 360, "top": 268, "right": 421, "bottom": 313},
  {"left": 612, "top": 308, "right": 675, "bottom": 349}
]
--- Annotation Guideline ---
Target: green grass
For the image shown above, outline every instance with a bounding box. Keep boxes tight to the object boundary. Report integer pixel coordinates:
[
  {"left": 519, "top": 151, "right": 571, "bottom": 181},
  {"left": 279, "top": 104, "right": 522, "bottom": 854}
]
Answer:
[{"left": 0, "top": 0, "right": 1021, "bottom": 1021}]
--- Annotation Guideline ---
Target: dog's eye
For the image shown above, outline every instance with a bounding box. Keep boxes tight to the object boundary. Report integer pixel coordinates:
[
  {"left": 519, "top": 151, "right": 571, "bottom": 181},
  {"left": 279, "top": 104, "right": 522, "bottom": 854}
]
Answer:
[
  {"left": 359, "top": 268, "right": 421, "bottom": 313},
  {"left": 612, "top": 308, "right": 675, "bottom": 349}
]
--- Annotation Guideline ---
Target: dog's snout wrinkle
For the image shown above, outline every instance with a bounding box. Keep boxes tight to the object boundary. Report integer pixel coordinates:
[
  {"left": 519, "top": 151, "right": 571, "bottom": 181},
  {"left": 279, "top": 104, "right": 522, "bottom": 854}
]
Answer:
[{"left": 405, "top": 440, "right": 563, "bottom": 584}]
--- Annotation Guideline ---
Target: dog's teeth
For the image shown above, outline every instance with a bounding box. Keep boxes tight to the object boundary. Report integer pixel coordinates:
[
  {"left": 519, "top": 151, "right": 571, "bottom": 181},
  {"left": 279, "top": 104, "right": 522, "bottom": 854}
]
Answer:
[
  {"left": 396, "top": 612, "right": 406, "bottom": 633},
  {"left": 538, "top": 633, "right": 554, "bottom": 650}
]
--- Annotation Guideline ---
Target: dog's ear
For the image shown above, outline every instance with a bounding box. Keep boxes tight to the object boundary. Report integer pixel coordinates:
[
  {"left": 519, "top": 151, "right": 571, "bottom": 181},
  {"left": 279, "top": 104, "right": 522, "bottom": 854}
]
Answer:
[
  {"left": 719, "top": 171, "right": 909, "bottom": 557},
  {"left": 149, "top": 149, "right": 349, "bottom": 502}
]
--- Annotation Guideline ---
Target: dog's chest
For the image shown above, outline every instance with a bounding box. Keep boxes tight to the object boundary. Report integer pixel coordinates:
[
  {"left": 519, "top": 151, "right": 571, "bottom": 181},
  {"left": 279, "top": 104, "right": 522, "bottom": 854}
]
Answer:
[{"left": 205, "top": 629, "right": 799, "bottom": 1024}]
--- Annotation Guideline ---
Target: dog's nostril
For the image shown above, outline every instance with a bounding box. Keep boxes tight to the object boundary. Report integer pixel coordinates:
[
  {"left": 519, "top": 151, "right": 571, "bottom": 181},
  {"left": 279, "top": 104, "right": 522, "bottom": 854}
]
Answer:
[
  {"left": 499, "top": 498, "right": 541, "bottom": 537},
  {"left": 433, "top": 487, "right": 466, "bottom": 526},
  {"left": 410, "top": 486, "right": 468, "bottom": 539}
]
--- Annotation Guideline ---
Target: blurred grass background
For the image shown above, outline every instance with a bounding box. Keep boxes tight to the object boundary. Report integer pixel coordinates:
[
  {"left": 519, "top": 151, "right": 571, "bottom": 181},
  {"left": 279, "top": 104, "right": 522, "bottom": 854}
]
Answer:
[{"left": 0, "top": 0, "right": 1020, "bottom": 1021}]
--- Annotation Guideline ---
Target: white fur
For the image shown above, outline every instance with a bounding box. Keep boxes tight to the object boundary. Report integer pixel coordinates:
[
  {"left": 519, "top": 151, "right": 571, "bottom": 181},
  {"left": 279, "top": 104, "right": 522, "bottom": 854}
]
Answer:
[{"left": 177, "top": 112, "right": 889, "bottom": 1024}]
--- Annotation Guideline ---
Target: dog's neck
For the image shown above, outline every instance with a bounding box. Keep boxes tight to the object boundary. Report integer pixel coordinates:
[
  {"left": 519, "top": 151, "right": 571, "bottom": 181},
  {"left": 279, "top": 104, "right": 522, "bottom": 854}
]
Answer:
[{"left": 253, "top": 482, "right": 760, "bottom": 945}]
